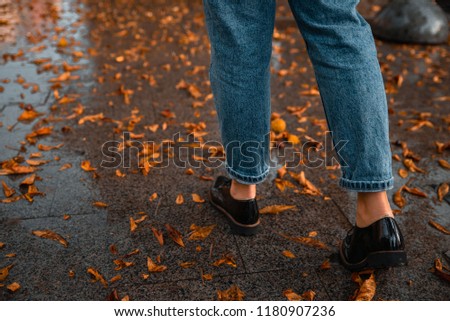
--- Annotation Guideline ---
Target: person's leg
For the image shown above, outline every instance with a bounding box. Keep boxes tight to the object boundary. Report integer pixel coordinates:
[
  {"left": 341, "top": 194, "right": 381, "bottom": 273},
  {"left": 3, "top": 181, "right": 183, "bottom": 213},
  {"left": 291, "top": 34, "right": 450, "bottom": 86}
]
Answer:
[
  {"left": 287, "top": 0, "right": 406, "bottom": 270},
  {"left": 203, "top": 0, "right": 276, "bottom": 200},
  {"left": 203, "top": 0, "right": 276, "bottom": 235}
]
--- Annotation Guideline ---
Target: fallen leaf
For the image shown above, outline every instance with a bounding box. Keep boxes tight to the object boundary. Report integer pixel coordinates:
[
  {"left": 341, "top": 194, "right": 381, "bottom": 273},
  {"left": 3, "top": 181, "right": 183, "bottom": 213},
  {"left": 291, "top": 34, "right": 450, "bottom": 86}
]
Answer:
[
  {"left": 281, "top": 234, "right": 328, "bottom": 250},
  {"left": 179, "top": 261, "right": 196, "bottom": 268},
  {"left": 32, "top": 230, "right": 68, "bottom": 247},
  {"left": 87, "top": 267, "right": 108, "bottom": 288},
  {"left": 149, "top": 192, "right": 158, "bottom": 201},
  {"left": 403, "top": 159, "right": 425, "bottom": 173},
  {"left": 352, "top": 273, "right": 376, "bottom": 301},
  {"left": 81, "top": 160, "right": 96, "bottom": 172},
  {"left": 433, "top": 258, "right": 450, "bottom": 283},
  {"left": 212, "top": 253, "right": 237, "bottom": 268},
  {"left": 6, "top": 282, "right": 20, "bottom": 292},
  {"left": 165, "top": 224, "right": 185, "bottom": 247},
  {"left": 403, "top": 186, "right": 427, "bottom": 198},
  {"left": 438, "top": 159, "right": 450, "bottom": 169},
  {"left": 217, "top": 285, "right": 244, "bottom": 301},
  {"left": 147, "top": 256, "right": 167, "bottom": 273},
  {"left": 1, "top": 181, "right": 15, "bottom": 198},
  {"left": 260, "top": 204, "right": 296, "bottom": 214},
  {"left": 175, "top": 193, "right": 184, "bottom": 204},
  {"left": 78, "top": 113, "right": 104, "bottom": 125},
  {"left": 282, "top": 250, "right": 296, "bottom": 258},
  {"left": 437, "top": 183, "right": 449, "bottom": 202},
  {"left": 59, "top": 163, "right": 72, "bottom": 171},
  {"left": 18, "top": 109, "right": 42, "bottom": 121},
  {"left": 130, "top": 217, "right": 138, "bottom": 232},
  {"left": 151, "top": 227, "right": 164, "bottom": 246},
  {"left": 393, "top": 185, "right": 406, "bottom": 208},
  {"left": 19, "top": 174, "right": 36, "bottom": 186},
  {"left": 109, "top": 275, "right": 122, "bottom": 283},
  {"left": 428, "top": 220, "right": 450, "bottom": 235},
  {"left": 93, "top": 201, "right": 108, "bottom": 208},
  {"left": 188, "top": 224, "right": 215, "bottom": 240},
  {"left": 38, "top": 143, "right": 63, "bottom": 151},
  {"left": 320, "top": 259, "right": 331, "bottom": 270},
  {"left": 0, "top": 264, "right": 13, "bottom": 282},
  {"left": 192, "top": 193, "right": 205, "bottom": 203},
  {"left": 283, "top": 289, "right": 301, "bottom": 301}
]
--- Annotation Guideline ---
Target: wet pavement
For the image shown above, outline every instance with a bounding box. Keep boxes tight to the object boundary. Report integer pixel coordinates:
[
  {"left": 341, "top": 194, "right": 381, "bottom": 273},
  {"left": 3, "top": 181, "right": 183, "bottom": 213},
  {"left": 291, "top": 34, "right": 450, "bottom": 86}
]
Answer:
[{"left": 0, "top": 0, "right": 449, "bottom": 300}]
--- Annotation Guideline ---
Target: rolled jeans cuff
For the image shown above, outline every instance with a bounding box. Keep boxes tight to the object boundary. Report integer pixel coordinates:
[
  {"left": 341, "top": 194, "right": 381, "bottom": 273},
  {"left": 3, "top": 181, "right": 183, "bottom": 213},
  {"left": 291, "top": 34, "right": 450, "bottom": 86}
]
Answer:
[
  {"left": 339, "top": 176, "right": 395, "bottom": 192},
  {"left": 225, "top": 164, "right": 270, "bottom": 185}
]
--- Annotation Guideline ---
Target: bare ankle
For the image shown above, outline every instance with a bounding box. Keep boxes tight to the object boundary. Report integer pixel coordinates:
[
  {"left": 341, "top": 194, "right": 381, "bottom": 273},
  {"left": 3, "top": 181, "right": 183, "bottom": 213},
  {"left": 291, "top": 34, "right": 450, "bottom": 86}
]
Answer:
[
  {"left": 356, "top": 191, "right": 393, "bottom": 227},
  {"left": 230, "top": 179, "right": 256, "bottom": 200}
]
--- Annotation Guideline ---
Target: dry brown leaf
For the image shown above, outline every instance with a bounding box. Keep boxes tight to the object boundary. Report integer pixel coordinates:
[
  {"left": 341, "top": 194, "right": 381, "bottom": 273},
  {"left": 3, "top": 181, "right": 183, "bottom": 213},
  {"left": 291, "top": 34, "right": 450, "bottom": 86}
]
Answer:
[
  {"left": 19, "top": 174, "right": 36, "bottom": 186},
  {"left": 403, "top": 186, "right": 427, "bottom": 198},
  {"left": 81, "top": 160, "right": 96, "bottom": 172},
  {"left": 93, "top": 201, "right": 108, "bottom": 208},
  {"left": 398, "top": 168, "right": 408, "bottom": 178},
  {"left": 179, "top": 261, "right": 196, "bottom": 269},
  {"left": 59, "top": 163, "right": 72, "bottom": 171},
  {"left": 438, "top": 159, "right": 450, "bottom": 169},
  {"left": 352, "top": 273, "right": 376, "bottom": 301},
  {"left": 149, "top": 192, "right": 158, "bottom": 202},
  {"left": 130, "top": 217, "right": 138, "bottom": 233},
  {"left": 212, "top": 253, "right": 237, "bottom": 268},
  {"left": 147, "top": 256, "right": 167, "bottom": 273},
  {"left": 26, "top": 159, "right": 49, "bottom": 166},
  {"left": 151, "top": 227, "right": 164, "bottom": 246},
  {"left": 18, "top": 109, "right": 42, "bottom": 121},
  {"left": 320, "top": 259, "right": 331, "bottom": 270},
  {"left": 6, "top": 282, "right": 20, "bottom": 292},
  {"left": 87, "top": 267, "right": 108, "bottom": 288},
  {"left": 38, "top": 143, "right": 63, "bottom": 151},
  {"left": 78, "top": 113, "right": 104, "bottom": 125},
  {"left": 433, "top": 258, "right": 450, "bottom": 283},
  {"left": 437, "top": 183, "right": 449, "bottom": 202},
  {"left": 283, "top": 289, "right": 301, "bottom": 301},
  {"left": 188, "top": 224, "right": 215, "bottom": 240},
  {"left": 175, "top": 193, "right": 184, "bottom": 205},
  {"left": 282, "top": 250, "right": 296, "bottom": 258},
  {"left": 1, "top": 181, "right": 15, "bottom": 198},
  {"left": 393, "top": 185, "right": 406, "bottom": 208},
  {"left": 403, "top": 159, "right": 425, "bottom": 173},
  {"left": 165, "top": 224, "right": 185, "bottom": 247},
  {"left": 281, "top": 234, "right": 328, "bottom": 250},
  {"left": 217, "top": 285, "right": 245, "bottom": 301},
  {"left": 192, "top": 193, "right": 205, "bottom": 203},
  {"left": 0, "top": 264, "right": 13, "bottom": 282},
  {"left": 113, "top": 259, "right": 134, "bottom": 271},
  {"left": 109, "top": 275, "right": 122, "bottom": 283},
  {"left": 32, "top": 230, "right": 68, "bottom": 247},
  {"left": 260, "top": 204, "right": 296, "bottom": 214},
  {"left": 428, "top": 220, "right": 450, "bottom": 235}
]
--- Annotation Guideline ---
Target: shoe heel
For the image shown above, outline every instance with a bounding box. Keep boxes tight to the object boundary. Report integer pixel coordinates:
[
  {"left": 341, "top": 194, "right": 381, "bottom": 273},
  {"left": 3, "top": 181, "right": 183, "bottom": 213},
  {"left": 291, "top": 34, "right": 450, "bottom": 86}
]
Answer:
[
  {"left": 366, "top": 250, "right": 408, "bottom": 269},
  {"left": 231, "top": 224, "right": 259, "bottom": 236}
]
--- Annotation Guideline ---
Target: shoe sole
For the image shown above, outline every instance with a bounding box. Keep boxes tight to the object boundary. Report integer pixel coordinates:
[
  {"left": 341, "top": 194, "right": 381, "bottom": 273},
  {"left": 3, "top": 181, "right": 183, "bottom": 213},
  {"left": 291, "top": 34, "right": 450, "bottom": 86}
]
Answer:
[
  {"left": 208, "top": 189, "right": 260, "bottom": 236},
  {"left": 339, "top": 241, "right": 408, "bottom": 271}
]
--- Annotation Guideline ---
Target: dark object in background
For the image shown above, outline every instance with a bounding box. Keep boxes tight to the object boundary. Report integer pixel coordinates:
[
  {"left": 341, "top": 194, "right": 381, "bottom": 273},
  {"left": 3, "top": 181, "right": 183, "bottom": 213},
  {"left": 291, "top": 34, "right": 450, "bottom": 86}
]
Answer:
[
  {"left": 436, "top": 0, "right": 450, "bottom": 12},
  {"left": 371, "top": 0, "right": 449, "bottom": 44}
]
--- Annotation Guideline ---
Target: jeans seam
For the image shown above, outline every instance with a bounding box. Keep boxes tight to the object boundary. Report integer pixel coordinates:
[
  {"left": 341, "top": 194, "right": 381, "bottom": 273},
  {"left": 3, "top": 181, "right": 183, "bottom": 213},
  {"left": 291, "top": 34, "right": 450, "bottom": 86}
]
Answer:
[
  {"left": 339, "top": 176, "right": 394, "bottom": 192},
  {"left": 225, "top": 165, "right": 269, "bottom": 185}
]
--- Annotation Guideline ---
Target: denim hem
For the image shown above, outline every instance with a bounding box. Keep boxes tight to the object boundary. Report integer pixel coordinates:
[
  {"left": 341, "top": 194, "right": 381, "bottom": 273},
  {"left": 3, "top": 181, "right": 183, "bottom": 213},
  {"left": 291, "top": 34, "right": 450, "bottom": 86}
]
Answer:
[
  {"left": 339, "top": 176, "right": 394, "bottom": 192},
  {"left": 225, "top": 166, "right": 270, "bottom": 185}
]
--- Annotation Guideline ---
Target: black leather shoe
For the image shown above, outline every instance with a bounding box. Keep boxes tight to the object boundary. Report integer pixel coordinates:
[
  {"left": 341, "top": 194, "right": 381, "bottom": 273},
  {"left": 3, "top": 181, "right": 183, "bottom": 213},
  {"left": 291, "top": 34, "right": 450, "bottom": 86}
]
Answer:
[
  {"left": 208, "top": 175, "right": 260, "bottom": 236},
  {"left": 340, "top": 217, "right": 407, "bottom": 271}
]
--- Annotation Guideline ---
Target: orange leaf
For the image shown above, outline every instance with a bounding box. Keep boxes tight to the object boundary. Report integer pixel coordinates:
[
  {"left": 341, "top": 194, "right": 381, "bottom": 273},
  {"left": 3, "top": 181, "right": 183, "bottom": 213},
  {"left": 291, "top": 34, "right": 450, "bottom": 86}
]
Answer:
[
  {"left": 147, "top": 257, "right": 167, "bottom": 273},
  {"left": 192, "top": 193, "right": 205, "bottom": 203},
  {"left": 352, "top": 273, "right": 376, "bottom": 301},
  {"left": 428, "top": 220, "right": 450, "bottom": 235},
  {"left": 6, "top": 282, "right": 20, "bottom": 292},
  {"left": 281, "top": 250, "right": 296, "bottom": 258},
  {"left": 217, "top": 285, "right": 244, "bottom": 301},
  {"left": 0, "top": 264, "right": 13, "bottom": 282},
  {"left": 59, "top": 163, "right": 72, "bottom": 171},
  {"left": 165, "top": 224, "right": 185, "bottom": 247},
  {"left": 437, "top": 183, "right": 449, "bottom": 202},
  {"left": 260, "top": 204, "right": 296, "bottom": 214},
  {"left": 1, "top": 181, "right": 15, "bottom": 198},
  {"left": 81, "top": 160, "right": 96, "bottom": 172},
  {"left": 212, "top": 253, "right": 237, "bottom": 268},
  {"left": 87, "top": 267, "right": 108, "bottom": 288},
  {"left": 32, "top": 230, "right": 68, "bottom": 247},
  {"left": 188, "top": 224, "right": 215, "bottom": 240},
  {"left": 92, "top": 201, "right": 108, "bottom": 208},
  {"left": 175, "top": 193, "right": 184, "bottom": 205},
  {"left": 151, "top": 227, "right": 164, "bottom": 246}
]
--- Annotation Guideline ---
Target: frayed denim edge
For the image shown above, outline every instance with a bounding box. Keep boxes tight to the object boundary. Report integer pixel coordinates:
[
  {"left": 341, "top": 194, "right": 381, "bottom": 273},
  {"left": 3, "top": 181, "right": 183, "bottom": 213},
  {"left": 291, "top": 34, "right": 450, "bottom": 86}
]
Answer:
[{"left": 339, "top": 176, "right": 395, "bottom": 192}]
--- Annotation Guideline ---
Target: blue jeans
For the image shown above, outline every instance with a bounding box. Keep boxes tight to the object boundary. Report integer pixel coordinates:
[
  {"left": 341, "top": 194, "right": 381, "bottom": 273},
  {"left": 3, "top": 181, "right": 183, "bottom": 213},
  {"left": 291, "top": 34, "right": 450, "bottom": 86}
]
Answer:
[{"left": 203, "top": 0, "right": 394, "bottom": 192}]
